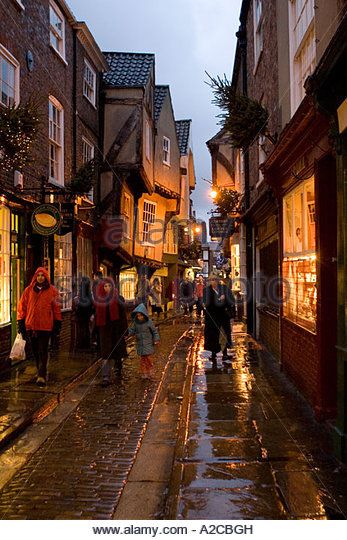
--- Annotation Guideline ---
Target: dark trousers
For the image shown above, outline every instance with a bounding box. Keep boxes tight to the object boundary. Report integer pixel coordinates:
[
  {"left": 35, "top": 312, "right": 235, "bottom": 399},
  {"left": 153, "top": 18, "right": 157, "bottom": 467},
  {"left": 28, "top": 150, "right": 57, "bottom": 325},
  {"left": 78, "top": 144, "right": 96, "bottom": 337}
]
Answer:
[
  {"left": 196, "top": 298, "right": 203, "bottom": 316},
  {"left": 28, "top": 331, "right": 51, "bottom": 379},
  {"left": 220, "top": 318, "right": 232, "bottom": 354}
]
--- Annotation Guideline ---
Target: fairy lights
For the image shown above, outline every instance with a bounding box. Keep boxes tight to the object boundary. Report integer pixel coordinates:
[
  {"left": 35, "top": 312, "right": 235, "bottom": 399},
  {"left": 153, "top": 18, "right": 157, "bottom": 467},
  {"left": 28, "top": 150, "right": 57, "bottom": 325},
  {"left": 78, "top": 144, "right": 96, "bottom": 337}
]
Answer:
[{"left": 0, "top": 101, "right": 40, "bottom": 172}]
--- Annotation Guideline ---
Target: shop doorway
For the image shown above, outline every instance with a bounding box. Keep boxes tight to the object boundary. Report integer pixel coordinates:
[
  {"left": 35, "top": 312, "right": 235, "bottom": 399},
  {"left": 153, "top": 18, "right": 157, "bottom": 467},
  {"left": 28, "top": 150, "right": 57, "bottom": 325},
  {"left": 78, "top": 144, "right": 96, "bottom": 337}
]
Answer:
[{"left": 10, "top": 213, "right": 25, "bottom": 342}]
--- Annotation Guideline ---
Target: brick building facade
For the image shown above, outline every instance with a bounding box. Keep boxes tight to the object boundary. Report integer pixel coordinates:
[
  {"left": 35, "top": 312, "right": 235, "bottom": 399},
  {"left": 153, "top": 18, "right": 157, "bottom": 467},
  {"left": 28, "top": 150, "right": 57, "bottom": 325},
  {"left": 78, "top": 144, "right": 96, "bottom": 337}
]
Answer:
[{"left": 0, "top": 0, "right": 106, "bottom": 365}]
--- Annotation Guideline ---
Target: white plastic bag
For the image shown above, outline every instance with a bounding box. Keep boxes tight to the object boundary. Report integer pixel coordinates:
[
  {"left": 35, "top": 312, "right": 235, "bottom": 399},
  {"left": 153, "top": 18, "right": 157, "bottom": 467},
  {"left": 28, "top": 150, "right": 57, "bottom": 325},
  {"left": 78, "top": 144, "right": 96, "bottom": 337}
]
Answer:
[{"left": 9, "top": 333, "right": 26, "bottom": 362}]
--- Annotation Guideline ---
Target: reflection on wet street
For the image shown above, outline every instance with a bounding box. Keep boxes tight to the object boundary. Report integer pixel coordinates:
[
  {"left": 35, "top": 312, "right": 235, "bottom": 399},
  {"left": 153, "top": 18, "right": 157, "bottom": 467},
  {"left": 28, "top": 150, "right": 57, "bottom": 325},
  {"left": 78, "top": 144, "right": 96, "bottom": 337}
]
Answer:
[{"left": 176, "top": 327, "right": 347, "bottom": 520}]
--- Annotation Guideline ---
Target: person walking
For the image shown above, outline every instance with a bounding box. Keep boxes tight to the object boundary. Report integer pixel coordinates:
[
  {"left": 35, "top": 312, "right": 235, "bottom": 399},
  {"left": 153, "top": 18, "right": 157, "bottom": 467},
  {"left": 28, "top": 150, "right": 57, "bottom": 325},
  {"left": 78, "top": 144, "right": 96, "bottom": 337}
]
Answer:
[
  {"left": 94, "top": 277, "right": 128, "bottom": 387},
  {"left": 128, "top": 303, "right": 160, "bottom": 380},
  {"left": 150, "top": 277, "right": 163, "bottom": 319},
  {"left": 180, "top": 276, "right": 195, "bottom": 316},
  {"left": 203, "top": 275, "right": 235, "bottom": 361},
  {"left": 195, "top": 275, "right": 204, "bottom": 319},
  {"left": 17, "top": 267, "right": 62, "bottom": 386},
  {"left": 73, "top": 276, "right": 94, "bottom": 350}
]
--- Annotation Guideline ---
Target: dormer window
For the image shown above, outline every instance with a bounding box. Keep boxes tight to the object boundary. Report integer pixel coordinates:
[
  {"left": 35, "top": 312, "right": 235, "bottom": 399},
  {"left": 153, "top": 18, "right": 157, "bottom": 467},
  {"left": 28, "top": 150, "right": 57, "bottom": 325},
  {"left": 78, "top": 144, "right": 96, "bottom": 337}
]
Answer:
[
  {"left": 49, "top": 0, "right": 65, "bottom": 60},
  {"left": 163, "top": 136, "right": 170, "bottom": 166}
]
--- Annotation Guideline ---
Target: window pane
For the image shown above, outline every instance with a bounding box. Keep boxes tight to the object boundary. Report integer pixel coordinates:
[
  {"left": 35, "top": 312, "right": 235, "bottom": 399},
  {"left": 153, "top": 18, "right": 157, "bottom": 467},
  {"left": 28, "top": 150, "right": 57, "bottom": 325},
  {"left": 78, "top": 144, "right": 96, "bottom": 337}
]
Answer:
[
  {"left": 306, "top": 182, "right": 315, "bottom": 251},
  {"left": 284, "top": 196, "right": 293, "bottom": 254},
  {"left": 293, "top": 190, "right": 303, "bottom": 253}
]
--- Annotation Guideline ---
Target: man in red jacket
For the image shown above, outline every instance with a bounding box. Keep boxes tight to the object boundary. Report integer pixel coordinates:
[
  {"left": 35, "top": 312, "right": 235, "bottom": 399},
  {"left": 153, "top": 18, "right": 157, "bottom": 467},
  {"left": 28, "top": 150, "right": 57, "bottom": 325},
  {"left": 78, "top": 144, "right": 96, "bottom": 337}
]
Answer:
[{"left": 17, "top": 267, "right": 62, "bottom": 386}]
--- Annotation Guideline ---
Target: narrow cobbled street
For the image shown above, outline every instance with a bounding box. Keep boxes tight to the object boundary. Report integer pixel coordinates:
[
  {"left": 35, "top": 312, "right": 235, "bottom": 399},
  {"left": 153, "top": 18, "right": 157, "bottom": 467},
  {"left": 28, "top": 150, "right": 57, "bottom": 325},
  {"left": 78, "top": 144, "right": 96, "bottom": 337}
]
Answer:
[
  {"left": 1, "top": 320, "right": 347, "bottom": 520},
  {"left": 0, "top": 320, "right": 190, "bottom": 519}
]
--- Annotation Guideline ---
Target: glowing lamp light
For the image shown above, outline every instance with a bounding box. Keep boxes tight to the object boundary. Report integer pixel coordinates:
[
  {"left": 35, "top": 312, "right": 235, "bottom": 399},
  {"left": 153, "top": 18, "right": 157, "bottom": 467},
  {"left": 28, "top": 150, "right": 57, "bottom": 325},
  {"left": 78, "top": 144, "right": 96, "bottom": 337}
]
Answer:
[
  {"left": 195, "top": 226, "right": 201, "bottom": 233},
  {"left": 210, "top": 189, "right": 218, "bottom": 199},
  {"left": 184, "top": 227, "right": 189, "bottom": 232}
]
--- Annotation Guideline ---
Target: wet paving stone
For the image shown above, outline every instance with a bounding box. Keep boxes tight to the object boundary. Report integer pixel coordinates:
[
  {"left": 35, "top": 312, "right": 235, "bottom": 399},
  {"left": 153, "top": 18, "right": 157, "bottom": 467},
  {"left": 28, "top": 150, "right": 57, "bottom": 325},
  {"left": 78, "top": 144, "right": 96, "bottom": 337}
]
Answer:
[
  {"left": 178, "top": 486, "right": 286, "bottom": 520},
  {"left": 185, "top": 436, "right": 262, "bottom": 462},
  {"left": 0, "top": 321, "right": 189, "bottom": 520},
  {"left": 173, "top": 329, "right": 347, "bottom": 520}
]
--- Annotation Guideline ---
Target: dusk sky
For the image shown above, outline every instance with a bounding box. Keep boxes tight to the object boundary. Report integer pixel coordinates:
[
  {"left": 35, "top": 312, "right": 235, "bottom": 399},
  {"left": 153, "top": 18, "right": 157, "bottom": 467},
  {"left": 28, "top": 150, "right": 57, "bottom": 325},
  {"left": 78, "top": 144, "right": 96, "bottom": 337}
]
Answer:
[{"left": 68, "top": 0, "right": 242, "bottom": 227}]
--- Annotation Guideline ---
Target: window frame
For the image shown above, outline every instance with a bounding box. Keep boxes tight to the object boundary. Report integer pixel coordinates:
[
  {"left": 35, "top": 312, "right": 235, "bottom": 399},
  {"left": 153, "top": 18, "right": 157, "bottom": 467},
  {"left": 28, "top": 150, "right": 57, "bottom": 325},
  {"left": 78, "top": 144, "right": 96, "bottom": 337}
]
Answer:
[
  {"left": 0, "top": 44, "right": 20, "bottom": 108},
  {"left": 253, "top": 0, "right": 264, "bottom": 68},
  {"left": 49, "top": 0, "right": 66, "bottom": 61},
  {"left": 163, "top": 136, "right": 171, "bottom": 166},
  {"left": 83, "top": 58, "right": 97, "bottom": 107},
  {"left": 54, "top": 232, "right": 72, "bottom": 311},
  {"left": 141, "top": 199, "right": 156, "bottom": 245},
  {"left": 145, "top": 118, "right": 152, "bottom": 162},
  {"left": 288, "top": 0, "right": 316, "bottom": 114},
  {"left": 283, "top": 177, "right": 315, "bottom": 257},
  {"left": 122, "top": 191, "right": 132, "bottom": 240},
  {"left": 49, "top": 95, "right": 64, "bottom": 186},
  {"left": 82, "top": 136, "right": 94, "bottom": 164},
  {"left": 11, "top": 0, "right": 25, "bottom": 11}
]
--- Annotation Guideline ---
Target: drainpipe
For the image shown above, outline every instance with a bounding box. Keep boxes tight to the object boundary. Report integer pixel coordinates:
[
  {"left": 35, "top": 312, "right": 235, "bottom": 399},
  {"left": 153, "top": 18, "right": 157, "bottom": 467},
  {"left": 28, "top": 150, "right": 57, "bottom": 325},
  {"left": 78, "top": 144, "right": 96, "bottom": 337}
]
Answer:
[
  {"left": 72, "top": 28, "right": 78, "bottom": 296},
  {"left": 238, "top": 23, "right": 254, "bottom": 335}
]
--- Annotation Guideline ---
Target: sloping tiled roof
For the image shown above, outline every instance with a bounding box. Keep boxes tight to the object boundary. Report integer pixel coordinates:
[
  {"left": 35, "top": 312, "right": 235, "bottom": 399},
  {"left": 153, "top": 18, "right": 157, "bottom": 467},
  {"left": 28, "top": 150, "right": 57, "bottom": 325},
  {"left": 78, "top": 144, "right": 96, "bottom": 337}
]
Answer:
[
  {"left": 175, "top": 120, "right": 191, "bottom": 155},
  {"left": 103, "top": 52, "right": 154, "bottom": 87},
  {"left": 154, "top": 85, "right": 169, "bottom": 124}
]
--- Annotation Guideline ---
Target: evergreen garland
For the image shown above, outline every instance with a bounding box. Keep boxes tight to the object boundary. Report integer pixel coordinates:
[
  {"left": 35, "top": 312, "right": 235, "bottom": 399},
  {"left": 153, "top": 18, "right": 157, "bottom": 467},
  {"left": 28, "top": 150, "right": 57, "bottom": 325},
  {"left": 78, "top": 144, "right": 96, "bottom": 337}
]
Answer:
[
  {"left": 0, "top": 100, "right": 40, "bottom": 171},
  {"left": 214, "top": 188, "right": 242, "bottom": 217},
  {"left": 207, "top": 74, "right": 270, "bottom": 149},
  {"left": 69, "top": 158, "right": 98, "bottom": 194}
]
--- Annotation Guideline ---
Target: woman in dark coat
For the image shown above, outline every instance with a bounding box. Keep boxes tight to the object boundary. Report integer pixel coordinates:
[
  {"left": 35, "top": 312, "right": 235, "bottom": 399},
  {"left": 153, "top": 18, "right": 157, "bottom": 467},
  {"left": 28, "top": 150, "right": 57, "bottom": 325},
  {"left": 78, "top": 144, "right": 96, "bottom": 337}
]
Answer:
[
  {"left": 74, "top": 276, "right": 94, "bottom": 349},
  {"left": 94, "top": 277, "right": 128, "bottom": 386},
  {"left": 203, "top": 276, "right": 235, "bottom": 360}
]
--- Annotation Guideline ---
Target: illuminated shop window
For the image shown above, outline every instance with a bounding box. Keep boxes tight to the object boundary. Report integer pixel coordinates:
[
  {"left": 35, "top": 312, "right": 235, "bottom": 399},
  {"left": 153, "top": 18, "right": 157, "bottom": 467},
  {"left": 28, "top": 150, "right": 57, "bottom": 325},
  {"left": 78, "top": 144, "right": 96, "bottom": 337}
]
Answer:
[
  {"left": 283, "top": 177, "right": 316, "bottom": 332},
  {"left": 119, "top": 270, "right": 137, "bottom": 301},
  {"left": 0, "top": 206, "right": 10, "bottom": 325},
  {"left": 54, "top": 232, "right": 72, "bottom": 310}
]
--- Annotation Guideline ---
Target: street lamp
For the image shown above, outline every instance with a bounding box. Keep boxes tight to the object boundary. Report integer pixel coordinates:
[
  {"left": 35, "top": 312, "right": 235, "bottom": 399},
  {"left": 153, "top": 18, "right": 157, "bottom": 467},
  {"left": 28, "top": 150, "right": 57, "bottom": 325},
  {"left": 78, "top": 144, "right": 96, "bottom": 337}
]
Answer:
[
  {"left": 210, "top": 189, "right": 218, "bottom": 200},
  {"left": 195, "top": 226, "right": 201, "bottom": 233}
]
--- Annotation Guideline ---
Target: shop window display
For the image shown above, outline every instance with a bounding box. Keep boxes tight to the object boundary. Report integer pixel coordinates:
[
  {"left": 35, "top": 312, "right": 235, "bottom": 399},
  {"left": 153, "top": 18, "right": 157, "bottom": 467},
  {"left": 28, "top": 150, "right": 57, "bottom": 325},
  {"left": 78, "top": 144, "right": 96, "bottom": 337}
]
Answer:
[
  {"left": 0, "top": 206, "right": 10, "bottom": 325},
  {"left": 54, "top": 232, "right": 72, "bottom": 310},
  {"left": 119, "top": 270, "right": 137, "bottom": 301},
  {"left": 283, "top": 178, "right": 316, "bottom": 332}
]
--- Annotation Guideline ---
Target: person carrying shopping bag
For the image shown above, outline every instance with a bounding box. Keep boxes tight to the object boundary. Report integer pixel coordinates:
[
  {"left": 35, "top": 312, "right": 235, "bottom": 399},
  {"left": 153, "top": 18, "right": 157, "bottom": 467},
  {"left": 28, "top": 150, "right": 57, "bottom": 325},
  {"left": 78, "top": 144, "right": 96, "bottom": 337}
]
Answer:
[
  {"left": 17, "top": 267, "right": 62, "bottom": 386},
  {"left": 128, "top": 303, "right": 160, "bottom": 380}
]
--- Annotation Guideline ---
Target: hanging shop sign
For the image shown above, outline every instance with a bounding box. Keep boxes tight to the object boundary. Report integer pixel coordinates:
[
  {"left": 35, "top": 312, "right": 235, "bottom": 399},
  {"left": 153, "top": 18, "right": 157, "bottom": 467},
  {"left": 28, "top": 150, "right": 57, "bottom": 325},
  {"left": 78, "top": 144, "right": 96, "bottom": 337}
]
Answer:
[
  {"left": 31, "top": 204, "right": 61, "bottom": 236},
  {"left": 209, "top": 217, "right": 237, "bottom": 240}
]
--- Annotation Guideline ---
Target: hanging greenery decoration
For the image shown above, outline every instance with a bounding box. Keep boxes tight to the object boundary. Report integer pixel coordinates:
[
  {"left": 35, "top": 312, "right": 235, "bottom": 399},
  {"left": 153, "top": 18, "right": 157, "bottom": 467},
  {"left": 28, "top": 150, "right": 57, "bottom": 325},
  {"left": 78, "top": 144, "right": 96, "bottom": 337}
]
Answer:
[
  {"left": 0, "top": 99, "right": 41, "bottom": 171},
  {"left": 69, "top": 158, "right": 98, "bottom": 194},
  {"left": 214, "top": 188, "right": 242, "bottom": 217},
  {"left": 179, "top": 240, "right": 202, "bottom": 262},
  {"left": 206, "top": 73, "right": 275, "bottom": 149}
]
